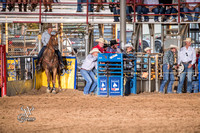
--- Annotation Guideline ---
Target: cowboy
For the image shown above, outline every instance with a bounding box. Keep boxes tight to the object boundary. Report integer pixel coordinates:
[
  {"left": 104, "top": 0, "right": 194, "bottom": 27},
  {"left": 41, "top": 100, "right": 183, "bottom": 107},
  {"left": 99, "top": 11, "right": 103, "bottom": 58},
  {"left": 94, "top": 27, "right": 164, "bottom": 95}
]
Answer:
[
  {"left": 123, "top": 43, "right": 135, "bottom": 95},
  {"left": 18, "top": 0, "right": 28, "bottom": 12},
  {"left": 159, "top": 44, "right": 178, "bottom": 94},
  {"left": 93, "top": 38, "right": 105, "bottom": 53},
  {"left": 177, "top": 38, "right": 196, "bottom": 93},
  {"left": 36, "top": 24, "right": 64, "bottom": 70},
  {"left": 80, "top": 48, "right": 100, "bottom": 95},
  {"left": 143, "top": 47, "right": 155, "bottom": 69},
  {"left": 106, "top": 39, "right": 121, "bottom": 53}
]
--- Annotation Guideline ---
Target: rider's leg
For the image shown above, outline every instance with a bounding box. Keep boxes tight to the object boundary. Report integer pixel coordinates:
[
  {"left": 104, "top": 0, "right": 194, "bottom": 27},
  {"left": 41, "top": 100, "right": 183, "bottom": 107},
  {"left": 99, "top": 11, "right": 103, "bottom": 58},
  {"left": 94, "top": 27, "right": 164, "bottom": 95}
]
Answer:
[
  {"left": 55, "top": 50, "right": 65, "bottom": 69},
  {"left": 36, "top": 46, "right": 46, "bottom": 65}
]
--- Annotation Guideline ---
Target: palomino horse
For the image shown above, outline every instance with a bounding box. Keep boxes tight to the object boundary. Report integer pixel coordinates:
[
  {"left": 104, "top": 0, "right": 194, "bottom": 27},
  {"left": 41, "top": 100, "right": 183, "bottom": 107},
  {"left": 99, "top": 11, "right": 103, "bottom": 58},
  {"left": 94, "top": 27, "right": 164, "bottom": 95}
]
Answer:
[{"left": 40, "top": 34, "right": 61, "bottom": 94}]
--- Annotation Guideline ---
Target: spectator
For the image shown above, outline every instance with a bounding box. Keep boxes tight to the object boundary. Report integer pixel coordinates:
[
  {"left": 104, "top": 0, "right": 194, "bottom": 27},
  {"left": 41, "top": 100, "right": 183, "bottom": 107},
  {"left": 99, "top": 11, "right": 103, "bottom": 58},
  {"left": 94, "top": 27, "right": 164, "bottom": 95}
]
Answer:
[
  {"left": 142, "top": 0, "right": 160, "bottom": 22},
  {"left": 7, "top": 0, "right": 15, "bottom": 11},
  {"left": 29, "top": 0, "right": 38, "bottom": 12},
  {"left": 159, "top": 0, "right": 173, "bottom": 22},
  {"left": 103, "top": 40, "right": 110, "bottom": 51},
  {"left": 184, "top": 0, "right": 200, "bottom": 22},
  {"left": 77, "top": 0, "right": 93, "bottom": 12},
  {"left": 126, "top": 0, "right": 142, "bottom": 22},
  {"left": 170, "top": 0, "right": 185, "bottom": 22},
  {"left": 80, "top": 48, "right": 100, "bottom": 95},
  {"left": 106, "top": 39, "right": 121, "bottom": 53},
  {"left": 126, "top": 0, "right": 134, "bottom": 22},
  {"left": 113, "top": 0, "right": 120, "bottom": 22},
  {"left": 108, "top": 0, "right": 114, "bottom": 12},
  {"left": 0, "top": 0, "right": 6, "bottom": 12},
  {"left": 18, "top": 0, "right": 27, "bottom": 12},
  {"left": 95, "top": 0, "right": 105, "bottom": 12},
  {"left": 43, "top": 0, "right": 52, "bottom": 12},
  {"left": 159, "top": 45, "right": 178, "bottom": 94},
  {"left": 93, "top": 38, "right": 106, "bottom": 53}
]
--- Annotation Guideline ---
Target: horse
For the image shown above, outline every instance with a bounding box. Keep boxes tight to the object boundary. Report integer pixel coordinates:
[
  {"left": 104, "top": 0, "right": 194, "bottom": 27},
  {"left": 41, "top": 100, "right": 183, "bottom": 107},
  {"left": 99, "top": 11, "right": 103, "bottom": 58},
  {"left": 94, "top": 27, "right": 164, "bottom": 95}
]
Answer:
[{"left": 39, "top": 34, "right": 61, "bottom": 94}]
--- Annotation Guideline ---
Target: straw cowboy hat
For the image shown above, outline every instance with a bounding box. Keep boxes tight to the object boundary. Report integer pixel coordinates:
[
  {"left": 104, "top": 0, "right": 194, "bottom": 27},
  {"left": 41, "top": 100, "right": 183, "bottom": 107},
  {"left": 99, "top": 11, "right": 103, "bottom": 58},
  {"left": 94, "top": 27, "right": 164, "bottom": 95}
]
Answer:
[
  {"left": 89, "top": 48, "right": 101, "bottom": 54},
  {"left": 46, "top": 24, "right": 55, "bottom": 29},
  {"left": 183, "top": 38, "right": 194, "bottom": 43},
  {"left": 124, "top": 43, "right": 134, "bottom": 49},
  {"left": 95, "top": 38, "right": 105, "bottom": 44},
  {"left": 169, "top": 44, "right": 178, "bottom": 50},
  {"left": 144, "top": 47, "right": 151, "bottom": 52}
]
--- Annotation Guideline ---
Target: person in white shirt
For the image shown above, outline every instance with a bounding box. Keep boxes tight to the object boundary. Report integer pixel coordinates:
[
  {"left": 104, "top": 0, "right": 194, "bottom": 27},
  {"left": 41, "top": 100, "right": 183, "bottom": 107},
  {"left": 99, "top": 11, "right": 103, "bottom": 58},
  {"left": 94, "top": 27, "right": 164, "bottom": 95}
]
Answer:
[
  {"left": 184, "top": 0, "right": 200, "bottom": 21},
  {"left": 177, "top": 38, "right": 196, "bottom": 93}
]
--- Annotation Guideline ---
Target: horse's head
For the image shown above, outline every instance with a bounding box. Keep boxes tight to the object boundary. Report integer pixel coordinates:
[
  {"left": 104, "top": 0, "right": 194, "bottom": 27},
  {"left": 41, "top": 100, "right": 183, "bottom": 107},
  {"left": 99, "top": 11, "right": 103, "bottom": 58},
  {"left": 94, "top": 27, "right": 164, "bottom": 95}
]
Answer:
[{"left": 49, "top": 35, "right": 58, "bottom": 46}]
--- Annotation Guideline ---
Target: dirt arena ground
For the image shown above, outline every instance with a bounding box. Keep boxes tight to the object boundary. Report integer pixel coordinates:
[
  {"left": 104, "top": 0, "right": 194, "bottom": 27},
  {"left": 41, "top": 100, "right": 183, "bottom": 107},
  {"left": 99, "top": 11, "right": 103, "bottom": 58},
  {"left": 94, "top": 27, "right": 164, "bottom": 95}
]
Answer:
[{"left": 1, "top": 88, "right": 200, "bottom": 133}]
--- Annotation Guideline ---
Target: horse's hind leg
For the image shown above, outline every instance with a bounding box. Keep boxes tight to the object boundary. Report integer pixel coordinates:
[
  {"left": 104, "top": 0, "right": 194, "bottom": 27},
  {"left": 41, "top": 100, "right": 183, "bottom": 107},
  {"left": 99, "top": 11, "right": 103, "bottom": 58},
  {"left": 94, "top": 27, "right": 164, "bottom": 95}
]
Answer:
[
  {"left": 52, "top": 68, "right": 57, "bottom": 94},
  {"left": 45, "top": 69, "right": 51, "bottom": 93}
]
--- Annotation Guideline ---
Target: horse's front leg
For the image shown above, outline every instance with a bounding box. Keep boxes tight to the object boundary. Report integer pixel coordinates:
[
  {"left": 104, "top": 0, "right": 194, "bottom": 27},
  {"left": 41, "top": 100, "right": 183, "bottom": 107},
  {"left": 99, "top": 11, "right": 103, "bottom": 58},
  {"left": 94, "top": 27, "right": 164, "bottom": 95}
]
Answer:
[
  {"left": 45, "top": 69, "right": 51, "bottom": 93},
  {"left": 52, "top": 68, "right": 57, "bottom": 94}
]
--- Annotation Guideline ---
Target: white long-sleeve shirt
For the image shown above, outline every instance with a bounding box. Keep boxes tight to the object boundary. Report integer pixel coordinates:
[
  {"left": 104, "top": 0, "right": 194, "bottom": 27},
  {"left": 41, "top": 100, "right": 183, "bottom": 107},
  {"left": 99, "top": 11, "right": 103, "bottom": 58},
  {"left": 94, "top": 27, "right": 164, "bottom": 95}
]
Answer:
[
  {"left": 186, "top": 0, "right": 200, "bottom": 7},
  {"left": 178, "top": 46, "right": 196, "bottom": 65},
  {"left": 41, "top": 30, "right": 51, "bottom": 46}
]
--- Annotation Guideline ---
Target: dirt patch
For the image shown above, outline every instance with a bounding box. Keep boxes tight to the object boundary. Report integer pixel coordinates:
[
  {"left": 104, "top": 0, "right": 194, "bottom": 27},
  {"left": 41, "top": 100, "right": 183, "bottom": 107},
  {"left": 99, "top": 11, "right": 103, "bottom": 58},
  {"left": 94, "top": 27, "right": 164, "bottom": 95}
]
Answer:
[{"left": 1, "top": 89, "right": 200, "bottom": 133}]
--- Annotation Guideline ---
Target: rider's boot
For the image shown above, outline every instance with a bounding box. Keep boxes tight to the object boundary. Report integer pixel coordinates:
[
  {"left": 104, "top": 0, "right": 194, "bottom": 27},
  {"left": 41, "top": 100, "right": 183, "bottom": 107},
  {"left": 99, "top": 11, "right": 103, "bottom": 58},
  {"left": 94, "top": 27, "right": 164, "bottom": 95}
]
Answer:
[{"left": 59, "top": 62, "right": 65, "bottom": 70}]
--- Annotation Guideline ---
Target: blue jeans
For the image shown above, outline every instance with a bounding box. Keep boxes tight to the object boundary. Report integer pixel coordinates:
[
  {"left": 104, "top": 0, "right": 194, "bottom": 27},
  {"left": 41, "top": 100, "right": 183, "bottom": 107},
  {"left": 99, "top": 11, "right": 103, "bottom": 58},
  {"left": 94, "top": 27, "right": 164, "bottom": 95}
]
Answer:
[
  {"left": 0, "top": 0, "right": 6, "bottom": 9},
  {"left": 159, "top": 64, "right": 175, "bottom": 93},
  {"left": 113, "top": 7, "right": 120, "bottom": 21},
  {"left": 171, "top": 7, "right": 184, "bottom": 19},
  {"left": 77, "top": 0, "right": 93, "bottom": 12},
  {"left": 125, "top": 77, "right": 132, "bottom": 95},
  {"left": 136, "top": 6, "right": 142, "bottom": 20},
  {"left": 126, "top": 6, "right": 133, "bottom": 21},
  {"left": 37, "top": 46, "right": 46, "bottom": 64},
  {"left": 142, "top": 6, "right": 160, "bottom": 21},
  {"left": 80, "top": 69, "right": 97, "bottom": 94},
  {"left": 160, "top": 6, "right": 171, "bottom": 19},
  {"left": 177, "top": 63, "right": 193, "bottom": 93},
  {"left": 184, "top": 7, "right": 200, "bottom": 21}
]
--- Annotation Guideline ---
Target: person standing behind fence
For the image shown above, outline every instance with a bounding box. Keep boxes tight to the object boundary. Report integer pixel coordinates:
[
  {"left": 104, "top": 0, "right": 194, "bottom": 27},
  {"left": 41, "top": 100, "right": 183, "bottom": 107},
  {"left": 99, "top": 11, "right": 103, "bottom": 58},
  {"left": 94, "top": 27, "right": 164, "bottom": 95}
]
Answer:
[
  {"left": 93, "top": 38, "right": 105, "bottom": 53},
  {"left": 106, "top": 39, "right": 121, "bottom": 53},
  {"left": 142, "top": 0, "right": 160, "bottom": 22},
  {"left": 159, "top": 45, "right": 178, "bottom": 94},
  {"left": 184, "top": 0, "right": 200, "bottom": 22},
  {"left": 177, "top": 38, "right": 196, "bottom": 93},
  {"left": 44, "top": 0, "right": 52, "bottom": 12},
  {"left": 113, "top": 0, "right": 120, "bottom": 22},
  {"left": 80, "top": 48, "right": 100, "bottom": 95},
  {"left": 18, "top": 0, "right": 27, "bottom": 12},
  {"left": 29, "top": 0, "right": 38, "bottom": 12},
  {"left": 7, "top": 0, "right": 15, "bottom": 11},
  {"left": 143, "top": 47, "right": 155, "bottom": 69},
  {"left": 0, "top": 0, "right": 6, "bottom": 12}
]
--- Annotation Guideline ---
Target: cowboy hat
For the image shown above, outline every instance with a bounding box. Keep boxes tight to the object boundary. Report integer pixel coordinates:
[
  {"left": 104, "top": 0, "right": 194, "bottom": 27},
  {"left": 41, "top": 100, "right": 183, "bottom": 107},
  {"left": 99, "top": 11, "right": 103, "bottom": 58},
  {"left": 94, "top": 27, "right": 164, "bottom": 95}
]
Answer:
[
  {"left": 89, "top": 48, "right": 101, "bottom": 54},
  {"left": 124, "top": 43, "right": 134, "bottom": 49},
  {"left": 110, "top": 39, "right": 119, "bottom": 46},
  {"left": 144, "top": 47, "right": 151, "bottom": 52},
  {"left": 46, "top": 24, "right": 55, "bottom": 29},
  {"left": 183, "top": 38, "right": 194, "bottom": 43},
  {"left": 169, "top": 44, "right": 178, "bottom": 49},
  {"left": 95, "top": 38, "right": 105, "bottom": 44}
]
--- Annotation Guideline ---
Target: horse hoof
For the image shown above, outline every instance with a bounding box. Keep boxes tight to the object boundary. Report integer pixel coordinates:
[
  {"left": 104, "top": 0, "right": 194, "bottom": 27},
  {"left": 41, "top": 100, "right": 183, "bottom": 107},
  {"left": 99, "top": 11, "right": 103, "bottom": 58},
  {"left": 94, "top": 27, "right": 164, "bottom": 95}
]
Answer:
[
  {"left": 52, "top": 89, "right": 57, "bottom": 94},
  {"left": 47, "top": 88, "right": 51, "bottom": 93}
]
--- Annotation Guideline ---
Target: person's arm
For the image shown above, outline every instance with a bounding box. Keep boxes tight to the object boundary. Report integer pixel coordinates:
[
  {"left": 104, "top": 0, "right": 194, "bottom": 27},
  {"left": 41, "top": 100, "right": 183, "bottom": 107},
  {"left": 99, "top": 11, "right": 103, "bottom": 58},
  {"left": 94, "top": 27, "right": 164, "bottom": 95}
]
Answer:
[
  {"left": 177, "top": 50, "right": 182, "bottom": 65},
  {"left": 41, "top": 32, "right": 48, "bottom": 46},
  {"left": 191, "top": 48, "right": 196, "bottom": 65}
]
